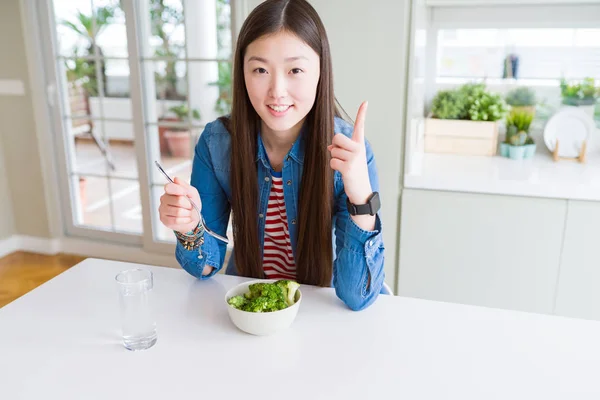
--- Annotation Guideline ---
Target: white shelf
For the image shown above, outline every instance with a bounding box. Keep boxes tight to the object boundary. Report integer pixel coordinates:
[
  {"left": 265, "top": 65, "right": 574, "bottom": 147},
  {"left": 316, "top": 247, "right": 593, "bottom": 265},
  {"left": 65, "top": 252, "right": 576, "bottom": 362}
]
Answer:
[{"left": 404, "top": 150, "right": 600, "bottom": 201}]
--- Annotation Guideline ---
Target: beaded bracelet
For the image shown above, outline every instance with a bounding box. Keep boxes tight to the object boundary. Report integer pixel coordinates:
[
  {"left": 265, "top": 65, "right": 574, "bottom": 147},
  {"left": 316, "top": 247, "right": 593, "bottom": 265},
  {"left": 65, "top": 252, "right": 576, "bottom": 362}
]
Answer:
[{"left": 174, "top": 223, "right": 205, "bottom": 251}]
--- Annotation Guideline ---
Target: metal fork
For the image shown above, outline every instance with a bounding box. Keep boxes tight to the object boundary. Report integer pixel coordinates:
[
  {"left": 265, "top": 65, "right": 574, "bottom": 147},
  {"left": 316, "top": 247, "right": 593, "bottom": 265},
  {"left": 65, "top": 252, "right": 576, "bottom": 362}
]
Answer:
[{"left": 155, "top": 161, "right": 229, "bottom": 244}]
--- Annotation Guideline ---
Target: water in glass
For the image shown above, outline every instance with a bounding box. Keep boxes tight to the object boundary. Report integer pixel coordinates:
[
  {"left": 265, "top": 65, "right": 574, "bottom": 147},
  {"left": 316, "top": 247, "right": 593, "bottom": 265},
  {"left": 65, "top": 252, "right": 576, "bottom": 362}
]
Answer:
[{"left": 116, "top": 269, "right": 157, "bottom": 351}]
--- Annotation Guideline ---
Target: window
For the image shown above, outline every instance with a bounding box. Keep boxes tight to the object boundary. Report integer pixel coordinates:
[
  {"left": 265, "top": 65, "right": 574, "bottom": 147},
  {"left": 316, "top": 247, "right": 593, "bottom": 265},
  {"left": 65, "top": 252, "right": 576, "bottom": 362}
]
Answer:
[
  {"left": 46, "top": 0, "right": 233, "bottom": 247},
  {"left": 437, "top": 28, "right": 600, "bottom": 81}
]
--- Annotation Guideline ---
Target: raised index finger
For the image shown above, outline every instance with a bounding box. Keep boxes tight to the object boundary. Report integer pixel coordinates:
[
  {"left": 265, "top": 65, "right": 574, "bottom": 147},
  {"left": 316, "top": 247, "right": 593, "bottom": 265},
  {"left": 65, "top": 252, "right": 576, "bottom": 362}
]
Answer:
[{"left": 352, "top": 101, "right": 368, "bottom": 143}]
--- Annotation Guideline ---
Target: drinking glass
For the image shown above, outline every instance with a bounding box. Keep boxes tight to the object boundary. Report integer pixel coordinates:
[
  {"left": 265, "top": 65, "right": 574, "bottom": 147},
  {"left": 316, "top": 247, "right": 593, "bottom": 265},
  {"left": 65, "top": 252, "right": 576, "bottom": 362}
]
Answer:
[{"left": 115, "top": 268, "right": 157, "bottom": 351}]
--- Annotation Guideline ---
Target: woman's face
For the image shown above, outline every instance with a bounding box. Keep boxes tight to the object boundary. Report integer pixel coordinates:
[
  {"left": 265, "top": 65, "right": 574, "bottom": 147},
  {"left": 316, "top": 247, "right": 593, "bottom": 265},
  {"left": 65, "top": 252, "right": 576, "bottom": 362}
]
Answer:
[{"left": 244, "top": 31, "right": 321, "bottom": 135}]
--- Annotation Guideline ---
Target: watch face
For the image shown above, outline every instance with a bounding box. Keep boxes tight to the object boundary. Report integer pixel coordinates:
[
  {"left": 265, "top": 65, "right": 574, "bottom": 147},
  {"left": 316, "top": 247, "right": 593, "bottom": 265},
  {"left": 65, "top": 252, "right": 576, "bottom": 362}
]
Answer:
[{"left": 370, "top": 192, "right": 381, "bottom": 215}]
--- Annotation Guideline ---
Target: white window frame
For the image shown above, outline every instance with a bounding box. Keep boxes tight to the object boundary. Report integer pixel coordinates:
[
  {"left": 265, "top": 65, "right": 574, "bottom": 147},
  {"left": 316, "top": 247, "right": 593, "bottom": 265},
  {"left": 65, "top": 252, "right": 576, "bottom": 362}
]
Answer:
[
  {"left": 23, "top": 0, "right": 247, "bottom": 255},
  {"left": 422, "top": 3, "right": 600, "bottom": 105}
]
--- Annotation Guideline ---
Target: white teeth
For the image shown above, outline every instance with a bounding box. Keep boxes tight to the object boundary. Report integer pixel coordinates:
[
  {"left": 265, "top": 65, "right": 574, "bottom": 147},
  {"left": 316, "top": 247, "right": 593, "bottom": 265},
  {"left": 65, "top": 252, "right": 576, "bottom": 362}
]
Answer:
[{"left": 268, "top": 105, "right": 291, "bottom": 112}]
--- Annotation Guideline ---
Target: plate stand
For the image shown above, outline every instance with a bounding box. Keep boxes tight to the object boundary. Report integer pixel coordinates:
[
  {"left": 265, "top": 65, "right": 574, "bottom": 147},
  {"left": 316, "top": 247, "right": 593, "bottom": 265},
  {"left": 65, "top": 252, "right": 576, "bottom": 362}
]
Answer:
[{"left": 552, "top": 139, "right": 587, "bottom": 163}]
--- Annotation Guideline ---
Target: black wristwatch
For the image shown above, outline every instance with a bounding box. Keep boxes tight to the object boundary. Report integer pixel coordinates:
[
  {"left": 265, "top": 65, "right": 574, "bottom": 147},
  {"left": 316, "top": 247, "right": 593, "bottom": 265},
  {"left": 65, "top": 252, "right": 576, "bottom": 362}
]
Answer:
[{"left": 346, "top": 192, "right": 381, "bottom": 216}]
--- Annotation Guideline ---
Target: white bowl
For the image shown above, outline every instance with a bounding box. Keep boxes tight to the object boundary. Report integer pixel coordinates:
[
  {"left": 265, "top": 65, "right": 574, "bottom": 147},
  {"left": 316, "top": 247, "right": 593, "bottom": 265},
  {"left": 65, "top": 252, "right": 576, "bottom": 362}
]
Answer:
[{"left": 224, "top": 279, "right": 302, "bottom": 336}]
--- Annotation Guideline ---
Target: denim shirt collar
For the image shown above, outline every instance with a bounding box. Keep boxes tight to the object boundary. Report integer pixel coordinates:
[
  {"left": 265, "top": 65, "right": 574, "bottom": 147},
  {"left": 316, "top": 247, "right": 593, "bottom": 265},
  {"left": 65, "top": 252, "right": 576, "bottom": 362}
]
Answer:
[{"left": 256, "top": 122, "right": 307, "bottom": 168}]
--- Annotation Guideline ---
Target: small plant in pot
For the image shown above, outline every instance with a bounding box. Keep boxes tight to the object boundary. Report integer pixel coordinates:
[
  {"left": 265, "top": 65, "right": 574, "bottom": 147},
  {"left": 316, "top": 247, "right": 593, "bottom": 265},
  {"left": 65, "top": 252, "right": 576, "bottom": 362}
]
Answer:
[
  {"left": 430, "top": 89, "right": 465, "bottom": 120},
  {"left": 505, "top": 87, "right": 537, "bottom": 117},
  {"left": 500, "top": 110, "right": 535, "bottom": 160},
  {"left": 425, "top": 83, "right": 508, "bottom": 157},
  {"left": 560, "top": 77, "right": 599, "bottom": 120},
  {"left": 164, "top": 104, "right": 201, "bottom": 158},
  {"left": 458, "top": 82, "right": 509, "bottom": 122}
]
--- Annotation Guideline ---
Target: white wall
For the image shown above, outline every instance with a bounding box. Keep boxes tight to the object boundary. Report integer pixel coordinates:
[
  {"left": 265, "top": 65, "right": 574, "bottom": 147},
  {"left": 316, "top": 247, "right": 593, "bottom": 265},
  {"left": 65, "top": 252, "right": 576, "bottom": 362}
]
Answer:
[
  {"left": 0, "top": 0, "right": 50, "bottom": 238},
  {"left": 0, "top": 137, "right": 15, "bottom": 240}
]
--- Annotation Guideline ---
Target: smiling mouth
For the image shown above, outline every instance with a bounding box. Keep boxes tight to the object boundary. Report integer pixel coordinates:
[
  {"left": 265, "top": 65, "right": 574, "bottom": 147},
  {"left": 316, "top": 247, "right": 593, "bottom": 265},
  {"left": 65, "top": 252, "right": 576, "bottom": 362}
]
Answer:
[{"left": 267, "top": 105, "right": 292, "bottom": 112}]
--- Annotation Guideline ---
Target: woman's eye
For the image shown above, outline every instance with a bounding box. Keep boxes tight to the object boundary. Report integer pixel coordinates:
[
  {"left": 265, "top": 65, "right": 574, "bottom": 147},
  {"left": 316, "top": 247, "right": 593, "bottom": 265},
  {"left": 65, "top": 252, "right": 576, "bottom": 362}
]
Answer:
[
  {"left": 291, "top": 68, "right": 303, "bottom": 74},
  {"left": 254, "top": 68, "right": 267, "bottom": 74}
]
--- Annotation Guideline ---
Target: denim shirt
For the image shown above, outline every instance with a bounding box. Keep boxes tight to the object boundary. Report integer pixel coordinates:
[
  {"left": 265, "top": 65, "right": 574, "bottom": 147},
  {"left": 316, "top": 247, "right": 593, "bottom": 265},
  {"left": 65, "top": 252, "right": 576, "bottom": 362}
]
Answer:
[{"left": 175, "top": 117, "right": 385, "bottom": 311}]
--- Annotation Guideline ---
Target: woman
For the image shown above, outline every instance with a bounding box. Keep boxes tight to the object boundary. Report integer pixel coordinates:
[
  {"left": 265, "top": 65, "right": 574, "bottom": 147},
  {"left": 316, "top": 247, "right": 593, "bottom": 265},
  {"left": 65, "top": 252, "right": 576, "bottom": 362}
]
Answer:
[{"left": 159, "top": 0, "right": 385, "bottom": 311}]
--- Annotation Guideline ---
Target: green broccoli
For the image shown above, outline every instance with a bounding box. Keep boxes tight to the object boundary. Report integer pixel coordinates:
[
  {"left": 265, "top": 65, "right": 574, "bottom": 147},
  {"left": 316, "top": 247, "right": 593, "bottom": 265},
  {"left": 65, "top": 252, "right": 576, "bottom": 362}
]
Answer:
[
  {"left": 269, "top": 299, "right": 288, "bottom": 312},
  {"left": 242, "top": 296, "right": 276, "bottom": 313},
  {"left": 275, "top": 280, "right": 300, "bottom": 306},
  {"left": 232, "top": 281, "right": 300, "bottom": 312},
  {"left": 227, "top": 295, "right": 248, "bottom": 310},
  {"left": 245, "top": 283, "right": 268, "bottom": 299}
]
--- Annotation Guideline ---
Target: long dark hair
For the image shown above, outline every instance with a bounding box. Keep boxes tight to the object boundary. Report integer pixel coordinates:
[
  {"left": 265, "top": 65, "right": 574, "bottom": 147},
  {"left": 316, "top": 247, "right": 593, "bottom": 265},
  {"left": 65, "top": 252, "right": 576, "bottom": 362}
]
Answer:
[{"left": 222, "top": 0, "right": 342, "bottom": 287}]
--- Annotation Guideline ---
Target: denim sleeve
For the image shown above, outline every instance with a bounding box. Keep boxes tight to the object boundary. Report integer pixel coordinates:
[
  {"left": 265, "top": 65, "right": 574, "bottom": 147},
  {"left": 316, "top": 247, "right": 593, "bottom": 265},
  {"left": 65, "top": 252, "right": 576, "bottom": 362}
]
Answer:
[
  {"left": 332, "top": 139, "right": 385, "bottom": 311},
  {"left": 175, "top": 124, "right": 230, "bottom": 279}
]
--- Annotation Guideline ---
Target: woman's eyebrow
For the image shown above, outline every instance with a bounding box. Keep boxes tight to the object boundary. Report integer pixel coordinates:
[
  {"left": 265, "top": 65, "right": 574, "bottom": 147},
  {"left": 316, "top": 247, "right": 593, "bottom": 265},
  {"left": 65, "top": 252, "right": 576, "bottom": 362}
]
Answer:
[{"left": 247, "top": 55, "right": 308, "bottom": 62}]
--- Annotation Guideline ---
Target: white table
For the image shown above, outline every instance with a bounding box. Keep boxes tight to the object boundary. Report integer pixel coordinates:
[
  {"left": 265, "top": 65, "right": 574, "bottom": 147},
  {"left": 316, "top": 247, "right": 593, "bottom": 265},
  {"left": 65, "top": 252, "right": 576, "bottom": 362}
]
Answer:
[{"left": 1, "top": 258, "right": 599, "bottom": 399}]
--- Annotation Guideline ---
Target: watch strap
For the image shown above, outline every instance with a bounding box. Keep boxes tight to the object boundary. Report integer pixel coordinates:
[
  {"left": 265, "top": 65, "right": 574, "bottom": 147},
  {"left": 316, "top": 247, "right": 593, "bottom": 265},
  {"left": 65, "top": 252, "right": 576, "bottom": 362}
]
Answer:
[{"left": 346, "top": 192, "right": 380, "bottom": 216}]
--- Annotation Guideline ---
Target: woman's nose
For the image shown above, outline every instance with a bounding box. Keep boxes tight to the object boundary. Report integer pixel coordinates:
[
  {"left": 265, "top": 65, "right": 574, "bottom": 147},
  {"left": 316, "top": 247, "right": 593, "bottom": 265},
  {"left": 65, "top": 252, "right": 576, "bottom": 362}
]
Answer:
[{"left": 268, "top": 73, "right": 287, "bottom": 99}]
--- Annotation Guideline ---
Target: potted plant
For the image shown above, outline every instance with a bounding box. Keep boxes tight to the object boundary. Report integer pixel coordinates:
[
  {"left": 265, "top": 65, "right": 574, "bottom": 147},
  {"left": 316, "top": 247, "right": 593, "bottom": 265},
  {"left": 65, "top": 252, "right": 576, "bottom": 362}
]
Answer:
[
  {"left": 425, "top": 82, "right": 509, "bottom": 156},
  {"left": 500, "top": 110, "right": 535, "bottom": 160},
  {"left": 505, "top": 87, "right": 536, "bottom": 116},
  {"left": 60, "top": 5, "right": 115, "bottom": 98},
  {"left": 430, "top": 89, "right": 465, "bottom": 120},
  {"left": 560, "top": 77, "right": 599, "bottom": 120},
  {"left": 462, "top": 83, "right": 509, "bottom": 122},
  {"left": 163, "top": 104, "right": 201, "bottom": 158}
]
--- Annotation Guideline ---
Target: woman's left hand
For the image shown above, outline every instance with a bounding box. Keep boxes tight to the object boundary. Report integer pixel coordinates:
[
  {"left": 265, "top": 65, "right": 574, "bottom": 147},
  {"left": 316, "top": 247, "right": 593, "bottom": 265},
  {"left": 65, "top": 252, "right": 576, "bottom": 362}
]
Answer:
[{"left": 328, "top": 101, "right": 373, "bottom": 206}]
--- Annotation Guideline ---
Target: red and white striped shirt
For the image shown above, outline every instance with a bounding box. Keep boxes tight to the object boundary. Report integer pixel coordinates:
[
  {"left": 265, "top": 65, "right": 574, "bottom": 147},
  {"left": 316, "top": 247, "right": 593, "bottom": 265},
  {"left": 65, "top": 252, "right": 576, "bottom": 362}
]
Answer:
[{"left": 263, "top": 173, "right": 296, "bottom": 280}]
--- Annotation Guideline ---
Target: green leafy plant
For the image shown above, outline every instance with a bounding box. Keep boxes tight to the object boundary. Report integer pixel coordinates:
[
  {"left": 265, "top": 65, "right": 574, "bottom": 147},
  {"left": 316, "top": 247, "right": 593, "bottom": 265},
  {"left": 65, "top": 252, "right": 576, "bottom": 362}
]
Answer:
[
  {"left": 432, "top": 83, "right": 508, "bottom": 122},
  {"left": 505, "top": 87, "right": 537, "bottom": 107},
  {"left": 465, "top": 91, "right": 509, "bottom": 122},
  {"left": 64, "top": 50, "right": 97, "bottom": 95},
  {"left": 431, "top": 90, "right": 465, "bottom": 119},
  {"left": 505, "top": 110, "right": 534, "bottom": 146},
  {"left": 61, "top": 6, "right": 116, "bottom": 97},
  {"left": 430, "top": 82, "right": 508, "bottom": 122},
  {"left": 150, "top": 0, "right": 185, "bottom": 100},
  {"left": 508, "top": 110, "right": 534, "bottom": 132},
  {"left": 168, "top": 104, "right": 201, "bottom": 121},
  {"left": 458, "top": 82, "right": 487, "bottom": 98},
  {"left": 457, "top": 82, "right": 486, "bottom": 119},
  {"left": 560, "top": 77, "right": 600, "bottom": 106}
]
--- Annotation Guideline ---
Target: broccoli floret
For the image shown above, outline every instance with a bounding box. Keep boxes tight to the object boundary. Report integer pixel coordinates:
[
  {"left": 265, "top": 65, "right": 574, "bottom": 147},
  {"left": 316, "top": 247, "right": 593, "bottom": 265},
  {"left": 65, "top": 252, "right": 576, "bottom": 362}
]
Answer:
[
  {"left": 266, "top": 299, "right": 288, "bottom": 312},
  {"left": 238, "top": 282, "right": 297, "bottom": 312},
  {"left": 227, "top": 295, "right": 248, "bottom": 310},
  {"left": 248, "top": 282, "right": 284, "bottom": 300},
  {"left": 262, "top": 284, "right": 285, "bottom": 300},
  {"left": 242, "top": 296, "right": 271, "bottom": 312},
  {"left": 247, "top": 297, "right": 288, "bottom": 312},
  {"left": 245, "top": 283, "right": 267, "bottom": 299},
  {"left": 275, "top": 280, "right": 300, "bottom": 306}
]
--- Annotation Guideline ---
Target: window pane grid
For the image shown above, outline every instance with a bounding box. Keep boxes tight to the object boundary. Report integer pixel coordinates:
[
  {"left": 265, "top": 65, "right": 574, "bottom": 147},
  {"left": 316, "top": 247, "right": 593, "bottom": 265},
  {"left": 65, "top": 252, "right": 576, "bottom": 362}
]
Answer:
[
  {"left": 51, "top": 0, "right": 232, "bottom": 242},
  {"left": 90, "top": 0, "right": 118, "bottom": 232},
  {"left": 70, "top": 172, "right": 139, "bottom": 182},
  {"left": 68, "top": 115, "right": 132, "bottom": 123}
]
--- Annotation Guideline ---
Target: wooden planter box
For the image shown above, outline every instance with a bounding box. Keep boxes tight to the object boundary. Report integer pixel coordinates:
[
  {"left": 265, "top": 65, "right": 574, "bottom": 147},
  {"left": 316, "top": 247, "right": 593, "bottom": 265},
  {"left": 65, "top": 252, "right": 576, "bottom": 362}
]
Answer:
[{"left": 424, "top": 118, "right": 499, "bottom": 156}]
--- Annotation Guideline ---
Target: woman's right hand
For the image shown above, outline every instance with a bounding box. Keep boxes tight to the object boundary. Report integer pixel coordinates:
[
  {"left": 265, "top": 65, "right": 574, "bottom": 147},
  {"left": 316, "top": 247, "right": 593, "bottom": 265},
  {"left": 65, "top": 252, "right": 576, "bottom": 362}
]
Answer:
[{"left": 159, "top": 177, "right": 202, "bottom": 235}]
